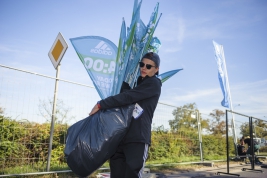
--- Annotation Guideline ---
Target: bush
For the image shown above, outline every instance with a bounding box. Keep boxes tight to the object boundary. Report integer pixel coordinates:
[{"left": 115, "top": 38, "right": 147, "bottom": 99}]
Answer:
[{"left": 259, "top": 146, "right": 267, "bottom": 152}]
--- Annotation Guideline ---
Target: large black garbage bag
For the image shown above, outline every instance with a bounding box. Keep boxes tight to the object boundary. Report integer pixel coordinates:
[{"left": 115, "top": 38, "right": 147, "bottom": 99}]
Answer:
[{"left": 64, "top": 104, "right": 134, "bottom": 177}]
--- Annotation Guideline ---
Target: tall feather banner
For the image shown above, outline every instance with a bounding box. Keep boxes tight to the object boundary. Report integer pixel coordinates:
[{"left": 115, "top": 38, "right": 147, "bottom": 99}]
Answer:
[{"left": 213, "top": 40, "right": 230, "bottom": 108}]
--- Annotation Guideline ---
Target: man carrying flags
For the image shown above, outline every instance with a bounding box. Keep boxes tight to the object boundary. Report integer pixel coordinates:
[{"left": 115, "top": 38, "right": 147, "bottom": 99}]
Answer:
[{"left": 89, "top": 52, "right": 161, "bottom": 178}]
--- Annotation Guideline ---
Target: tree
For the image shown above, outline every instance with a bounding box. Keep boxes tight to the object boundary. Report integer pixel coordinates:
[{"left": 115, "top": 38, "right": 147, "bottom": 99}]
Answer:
[
  {"left": 38, "top": 98, "right": 75, "bottom": 124},
  {"left": 169, "top": 103, "right": 209, "bottom": 133},
  {"left": 240, "top": 122, "right": 250, "bottom": 137},
  {"left": 209, "top": 109, "right": 226, "bottom": 135},
  {"left": 240, "top": 119, "right": 267, "bottom": 139},
  {"left": 254, "top": 119, "right": 267, "bottom": 138},
  {"left": 0, "top": 107, "right": 4, "bottom": 114}
]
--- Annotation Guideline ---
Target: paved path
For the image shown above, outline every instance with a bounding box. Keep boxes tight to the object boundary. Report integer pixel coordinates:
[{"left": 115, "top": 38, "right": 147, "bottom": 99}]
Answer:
[
  {"left": 149, "top": 163, "right": 267, "bottom": 178},
  {"left": 97, "top": 162, "right": 267, "bottom": 178}
]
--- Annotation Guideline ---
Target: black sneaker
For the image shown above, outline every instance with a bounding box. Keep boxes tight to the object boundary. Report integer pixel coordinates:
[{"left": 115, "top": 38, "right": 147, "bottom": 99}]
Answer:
[{"left": 255, "top": 162, "right": 263, "bottom": 165}]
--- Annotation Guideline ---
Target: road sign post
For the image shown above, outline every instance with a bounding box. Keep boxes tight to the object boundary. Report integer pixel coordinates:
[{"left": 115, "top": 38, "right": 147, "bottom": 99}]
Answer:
[{"left": 47, "top": 32, "right": 68, "bottom": 171}]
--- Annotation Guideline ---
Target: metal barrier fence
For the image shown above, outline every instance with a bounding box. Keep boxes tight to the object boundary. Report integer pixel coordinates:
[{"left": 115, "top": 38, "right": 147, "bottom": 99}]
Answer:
[
  {"left": 218, "top": 110, "right": 267, "bottom": 177},
  {"left": 0, "top": 64, "right": 204, "bottom": 176}
]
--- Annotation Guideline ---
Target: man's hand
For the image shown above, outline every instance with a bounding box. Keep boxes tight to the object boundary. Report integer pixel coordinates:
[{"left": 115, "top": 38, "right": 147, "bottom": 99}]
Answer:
[{"left": 89, "top": 104, "right": 100, "bottom": 116}]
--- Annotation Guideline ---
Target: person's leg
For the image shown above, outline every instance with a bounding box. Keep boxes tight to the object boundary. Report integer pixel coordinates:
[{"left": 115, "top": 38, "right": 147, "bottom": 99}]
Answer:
[
  {"left": 123, "top": 142, "right": 149, "bottom": 178},
  {"left": 246, "top": 147, "right": 252, "bottom": 163},
  {"left": 254, "top": 145, "right": 262, "bottom": 164},
  {"left": 110, "top": 144, "right": 126, "bottom": 178},
  {"left": 241, "top": 153, "right": 246, "bottom": 162},
  {"left": 255, "top": 157, "right": 261, "bottom": 163}
]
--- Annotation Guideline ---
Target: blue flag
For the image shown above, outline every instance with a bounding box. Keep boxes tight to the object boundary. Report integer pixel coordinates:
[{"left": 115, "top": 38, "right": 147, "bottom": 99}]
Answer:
[
  {"left": 158, "top": 69, "right": 183, "bottom": 83},
  {"left": 70, "top": 1, "right": 182, "bottom": 99},
  {"left": 213, "top": 40, "right": 230, "bottom": 108},
  {"left": 111, "top": 18, "right": 127, "bottom": 96},
  {"left": 123, "top": 3, "right": 145, "bottom": 88},
  {"left": 147, "top": 37, "right": 161, "bottom": 53},
  {"left": 125, "top": 3, "right": 161, "bottom": 88},
  {"left": 70, "top": 36, "right": 117, "bottom": 99},
  {"left": 112, "top": 0, "right": 142, "bottom": 95},
  {"left": 141, "top": 3, "right": 160, "bottom": 55}
]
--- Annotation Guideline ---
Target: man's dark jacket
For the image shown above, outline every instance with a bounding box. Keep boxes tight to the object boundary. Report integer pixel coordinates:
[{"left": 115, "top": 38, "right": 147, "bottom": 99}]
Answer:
[{"left": 99, "top": 75, "right": 162, "bottom": 145}]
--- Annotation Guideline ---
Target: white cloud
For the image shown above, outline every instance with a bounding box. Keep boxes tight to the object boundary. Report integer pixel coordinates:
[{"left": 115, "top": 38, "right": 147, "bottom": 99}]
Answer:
[
  {"left": 0, "top": 45, "right": 19, "bottom": 53},
  {"left": 159, "top": 79, "right": 267, "bottom": 118},
  {"left": 175, "top": 88, "right": 219, "bottom": 102},
  {"left": 0, "top": 44, "right": 37, "bottom": 61},
  {"left": 174, "top": 2, "right": 267, "bottom": 41}
]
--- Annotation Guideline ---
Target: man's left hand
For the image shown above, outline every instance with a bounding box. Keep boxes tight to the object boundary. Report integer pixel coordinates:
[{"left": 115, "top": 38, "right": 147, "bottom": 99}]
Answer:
[{"left": 89, "top": 104, "right": 99, "bottom": 116}]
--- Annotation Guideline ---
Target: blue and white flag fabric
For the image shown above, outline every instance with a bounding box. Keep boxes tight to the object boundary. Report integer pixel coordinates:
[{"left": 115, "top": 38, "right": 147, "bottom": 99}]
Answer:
[
  {"left": 125, "top": 3, "right": 160, "bottom": 88},
  {"left": 147, "top": 37, "right": 161, "bottom": 53},
  {"left": 111, "top": 19, "right": 127, "bottom": 96},
  {"left": 213, "top": 40, "right": 230, "bottom": 108},
  {"left": 123, "top": 5, "right": 146, "bottom": 88},
  {"left": 141, "top": 3, "right": 160, "bottom": 55},
  {"left": 157, "top": 69, "right": 183, "bottom": 83},
  {"left": 112, "top": 3, "right": 140, "bottom": 95},
  {"left": 70, "top": 36, "right": 117, "bottom": 99}
]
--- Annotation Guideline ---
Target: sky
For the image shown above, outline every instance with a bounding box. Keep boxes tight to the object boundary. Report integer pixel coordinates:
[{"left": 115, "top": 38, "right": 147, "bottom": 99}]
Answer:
[{"left": 0, "top": 0, "right": 267, "bottom": 121}]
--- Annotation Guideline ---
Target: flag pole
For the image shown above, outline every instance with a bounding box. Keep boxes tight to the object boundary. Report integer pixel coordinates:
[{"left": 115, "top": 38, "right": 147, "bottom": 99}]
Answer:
[{"left": 220, "top": 45, "right": 238, "bottom": 155}]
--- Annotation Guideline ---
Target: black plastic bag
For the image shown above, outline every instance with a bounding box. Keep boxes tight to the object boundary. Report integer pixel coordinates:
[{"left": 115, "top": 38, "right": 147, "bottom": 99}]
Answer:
[{"left": 64, "top": 104, "right": 134, "bottom": 177}]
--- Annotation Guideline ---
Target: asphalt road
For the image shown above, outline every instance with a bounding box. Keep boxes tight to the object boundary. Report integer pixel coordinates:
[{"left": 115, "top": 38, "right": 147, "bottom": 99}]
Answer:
[
  {"left": 97, "top": 161, "right": 267, "bottom": 178},
  {"left": 148, "top": 163, "right": 267, "bottom": 178}
]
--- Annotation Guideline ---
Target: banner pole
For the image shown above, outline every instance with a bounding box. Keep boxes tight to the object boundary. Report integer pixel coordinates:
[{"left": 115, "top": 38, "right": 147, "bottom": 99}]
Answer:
[{"left": 221, "top": 45, "right": 238, "bottom": 155}]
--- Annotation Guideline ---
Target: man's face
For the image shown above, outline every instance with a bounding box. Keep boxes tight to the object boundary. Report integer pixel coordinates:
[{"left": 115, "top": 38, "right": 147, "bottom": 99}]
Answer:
[{"left": 139, "top": 58, "right": 159, "bottom": 78}]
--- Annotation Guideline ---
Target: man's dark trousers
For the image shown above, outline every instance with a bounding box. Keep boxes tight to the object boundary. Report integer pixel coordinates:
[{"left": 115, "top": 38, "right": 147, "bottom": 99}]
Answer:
[{"left": 110, "top": 142, "right": 149, "bottom": 178}]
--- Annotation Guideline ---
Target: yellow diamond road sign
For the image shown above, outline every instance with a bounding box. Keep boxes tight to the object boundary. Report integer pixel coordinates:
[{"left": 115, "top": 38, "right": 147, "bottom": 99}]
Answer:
[{"left": 48, "top": 32, "right": 68, "bottom": 69}]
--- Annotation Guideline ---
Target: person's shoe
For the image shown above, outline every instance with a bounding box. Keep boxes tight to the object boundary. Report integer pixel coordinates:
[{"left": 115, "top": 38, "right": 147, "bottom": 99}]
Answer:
[{"left": 255, "top": 161, "right": 263, "bottom": 165}]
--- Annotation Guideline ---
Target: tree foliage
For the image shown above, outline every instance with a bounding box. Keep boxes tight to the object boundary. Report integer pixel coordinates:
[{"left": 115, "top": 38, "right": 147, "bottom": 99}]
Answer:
[
  {"left": 2, "top": 104, "right": 266, "bottom": 173},
  {"left": 0, "top": 107, "right": 28, "bottom": 167},
  {"left": 169, "top": 103, "right": 209, "bottom": 133},
  {"left": 208, "top": 109, "right": 226, "bottom": 135},
  {"left": 254, "top": 119, "right": 267, "bottom": 138},
  {"left": 202, "top": 135, "right": 235, "bottom": 158},
  {"left": 0, "top": 106, "right": 67, "bottom": 171},
  {"left": 240, "top": 119, "right": 267, "bottom": 139},
  {"left": 239, "top": 122, "right": 250, "bottom": 138},
  {"left": 149, "top": 126, "right": 199, "bottom": 163}
]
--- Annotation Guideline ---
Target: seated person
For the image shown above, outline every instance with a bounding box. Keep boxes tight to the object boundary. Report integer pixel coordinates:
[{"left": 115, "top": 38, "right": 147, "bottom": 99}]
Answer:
[
  {"left": 243, "top": 136, "right": 262, "bottom": 164},
  {"left": 237, "top": 138, "right": 247, "bottom": 161}
]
